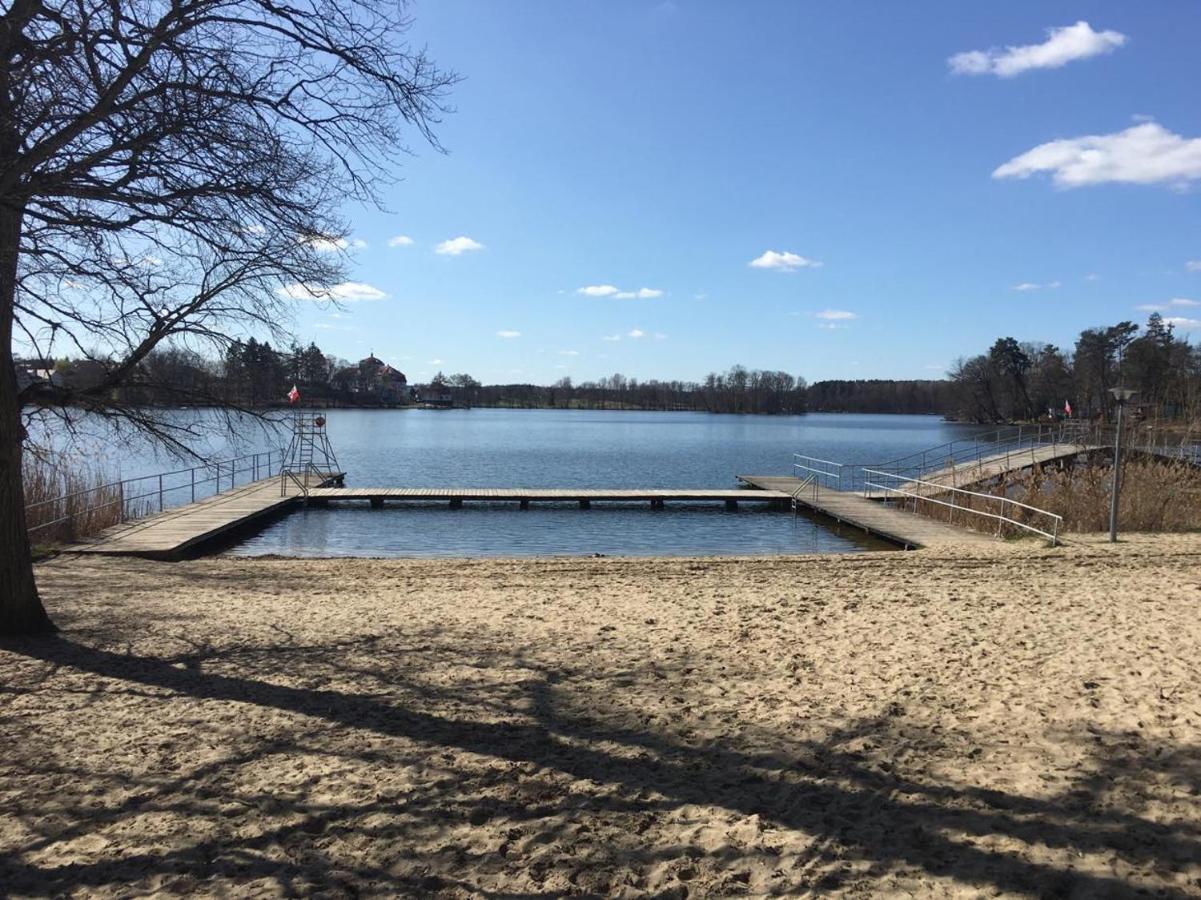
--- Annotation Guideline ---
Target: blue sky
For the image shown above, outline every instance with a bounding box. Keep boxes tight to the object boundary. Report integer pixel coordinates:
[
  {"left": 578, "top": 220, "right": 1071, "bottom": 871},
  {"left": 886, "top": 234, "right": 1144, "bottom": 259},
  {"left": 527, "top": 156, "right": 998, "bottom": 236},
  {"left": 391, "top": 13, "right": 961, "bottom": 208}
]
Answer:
[{"left": 292, "top": 1, "right": 1201, "bottom": 384}]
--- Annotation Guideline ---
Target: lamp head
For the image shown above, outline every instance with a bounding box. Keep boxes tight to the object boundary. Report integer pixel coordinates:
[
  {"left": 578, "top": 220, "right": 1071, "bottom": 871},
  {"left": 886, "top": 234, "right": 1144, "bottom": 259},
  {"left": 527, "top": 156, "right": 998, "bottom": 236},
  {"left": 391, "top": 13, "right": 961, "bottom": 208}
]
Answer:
[{"left": 1108, "top": 387, "right": 1136, "bottom": 402}]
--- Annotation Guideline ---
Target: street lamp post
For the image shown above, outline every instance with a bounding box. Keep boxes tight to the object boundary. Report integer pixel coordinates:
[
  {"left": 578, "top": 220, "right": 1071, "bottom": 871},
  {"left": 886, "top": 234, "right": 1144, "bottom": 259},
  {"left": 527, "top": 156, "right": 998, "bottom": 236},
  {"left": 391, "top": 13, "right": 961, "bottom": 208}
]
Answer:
[{"left": 1108, "top": 387, "right": 1136, "bottom": 543}]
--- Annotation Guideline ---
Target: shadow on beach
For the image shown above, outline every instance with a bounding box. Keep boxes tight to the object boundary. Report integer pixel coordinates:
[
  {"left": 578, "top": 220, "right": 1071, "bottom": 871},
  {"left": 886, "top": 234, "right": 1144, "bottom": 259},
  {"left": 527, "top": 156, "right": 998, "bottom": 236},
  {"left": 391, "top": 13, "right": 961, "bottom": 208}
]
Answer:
[{"left": 3, "top": 621, "right": 1199, "bottom": 898}]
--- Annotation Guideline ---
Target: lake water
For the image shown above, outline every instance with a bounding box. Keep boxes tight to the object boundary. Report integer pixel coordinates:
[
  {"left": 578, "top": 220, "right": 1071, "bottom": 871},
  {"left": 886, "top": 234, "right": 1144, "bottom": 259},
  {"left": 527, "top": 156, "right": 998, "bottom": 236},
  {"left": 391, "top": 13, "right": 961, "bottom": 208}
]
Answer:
[{"left": 221, "top": 409, "right": 972, "bottom": 558}]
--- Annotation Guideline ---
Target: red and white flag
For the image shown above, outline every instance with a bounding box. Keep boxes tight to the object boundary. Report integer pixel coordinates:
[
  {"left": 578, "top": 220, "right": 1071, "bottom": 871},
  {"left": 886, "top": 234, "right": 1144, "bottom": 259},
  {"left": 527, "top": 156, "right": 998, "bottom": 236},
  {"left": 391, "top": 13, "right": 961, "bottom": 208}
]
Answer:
[
  {"left": 1064, "top": 399, "right": 1072, "bottom": 417},
  {"left": 287, "top": 384, "right": 300, "bottom": 404}
]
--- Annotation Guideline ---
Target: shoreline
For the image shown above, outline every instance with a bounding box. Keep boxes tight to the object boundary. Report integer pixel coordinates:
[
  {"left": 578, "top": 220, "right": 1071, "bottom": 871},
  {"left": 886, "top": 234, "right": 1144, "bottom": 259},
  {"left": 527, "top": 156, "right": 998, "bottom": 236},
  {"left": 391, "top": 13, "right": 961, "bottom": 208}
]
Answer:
[{"left": 4, "top": 534, "right": 1200, "bottom": 896}]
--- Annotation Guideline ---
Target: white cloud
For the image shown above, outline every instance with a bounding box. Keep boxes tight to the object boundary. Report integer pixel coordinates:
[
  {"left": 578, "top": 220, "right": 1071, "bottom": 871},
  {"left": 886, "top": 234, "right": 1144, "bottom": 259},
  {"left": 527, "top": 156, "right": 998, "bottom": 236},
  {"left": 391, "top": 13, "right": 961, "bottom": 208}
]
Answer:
[
  {"left": 653, "top": 332, "right": 668, "bottom": 341},
  {"left": 278, "top": 281, "right": 388, "bottom": 302},
  {"left": 388, "top": 235, "right": 415, "bottom": 247},
  {"left": 1135, "top": 298, "right": 1198, "bottom": 313},
  {"left": 1164, "top": 317, "right": 1201, "bottom": 331},
  {"left": 1187, "top": 261, "right": 1201, "bottom": 272},
  {"left": 496, "top": 330, "right": 522, "bottom": 338},
  {"left": 578, "top": 284, "right": 620, "bottom": 297},
  {"left": 301, "top": 235, "right": 367, "bottom": 251},
  {"left": 1012, "top": 280, "right": 1060, "bottom": 291},
  {"left": 814, "top": 309, "right": 858, "bottom": 320},
  {"left": 749, "top": 250, "right": 822, "bottom": 271},
  {"left": 994, "top": 123, "right": 1201, "bottom": 189},
  {"left": 1086, "top": 273, "right": 1100, "bottom": 281},
  {"left": 557, "top": 350, "right": 580, "bottom": 356},
  {"left": 949, "top": 21, "right": 1126, "bottom": 78},
  {"left": 579, "top": 285, "right": 662, "bottom": 299},
  {"left": 602, "top": 334, "right": 622, "bottom": 342},
  {"left": 435, "top": 236, "right": 484, "bottom": 256},
  {"left": 428, "top": 358, "right": 444, "bottom": 365},
  {"left": 627, "top": 329, "right": 646, "bottom": 339}
]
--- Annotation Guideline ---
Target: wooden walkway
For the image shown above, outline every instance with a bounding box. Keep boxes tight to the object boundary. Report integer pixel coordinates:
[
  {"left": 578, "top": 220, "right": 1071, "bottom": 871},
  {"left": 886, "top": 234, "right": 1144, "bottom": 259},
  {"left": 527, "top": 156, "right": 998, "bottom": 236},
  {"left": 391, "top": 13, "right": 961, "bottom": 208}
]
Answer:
[
  {"left": 892, "top": 442, "right": 1097, "bottom": 494},
  {"left": 738, "top": 475, "right": 992, "bottom": 549},
  {"left": 72, "top": 472, "right": 342, "bottom": 559},
  {"left": 856, "top": 443, "right": 1098, "bottom": 500}
]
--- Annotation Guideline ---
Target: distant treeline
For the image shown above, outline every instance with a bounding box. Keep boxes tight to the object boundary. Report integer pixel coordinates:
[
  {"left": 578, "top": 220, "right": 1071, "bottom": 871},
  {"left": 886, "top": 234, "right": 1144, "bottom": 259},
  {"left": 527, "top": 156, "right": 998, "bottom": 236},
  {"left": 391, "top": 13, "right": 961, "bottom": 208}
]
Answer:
[
  {"left": 471, "top": 369, "right": 808, "bottom": 414},
  {"left": 804, "top": 380, "right": 952, "bottom": 415},
  {"left": 20, "top": 312, "right": 1201, "bottom": 421}
]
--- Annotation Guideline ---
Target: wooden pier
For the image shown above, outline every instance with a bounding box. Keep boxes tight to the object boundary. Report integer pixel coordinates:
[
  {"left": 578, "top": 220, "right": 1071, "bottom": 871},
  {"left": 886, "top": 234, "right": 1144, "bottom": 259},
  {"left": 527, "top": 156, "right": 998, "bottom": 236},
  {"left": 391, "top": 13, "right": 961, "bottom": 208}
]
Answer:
[
  {"left": 737, "top": 475, "right": 991, "bottom": 549},
  {"left": 73, "top": 471, "right": 342, "bottom": 559},
  {"left": 302, "top": 486, "right": 792, "bottom": 510}
]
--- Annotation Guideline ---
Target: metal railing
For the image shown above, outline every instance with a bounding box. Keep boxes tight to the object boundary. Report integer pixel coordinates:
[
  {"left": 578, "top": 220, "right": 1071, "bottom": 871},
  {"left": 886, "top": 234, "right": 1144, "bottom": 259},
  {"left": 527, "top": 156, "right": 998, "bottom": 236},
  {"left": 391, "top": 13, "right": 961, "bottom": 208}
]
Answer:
[
  {"left": 852, "top": 423, "right": 1074, "bottom": 492},
  {"left": 26, "top": 448, "right": 285, "bottom": 535},
  {"left": 788, "top": 474, "right": 817, "bottom": 513},
  {"left": 861, "top": 468, "right": 1062, "bottom": 545},
  {"left": 279, "top": 462, "right": 334, "bottom": 497},
  {"left": 793, "top": 454, "right": 845, "bottom": 491}
]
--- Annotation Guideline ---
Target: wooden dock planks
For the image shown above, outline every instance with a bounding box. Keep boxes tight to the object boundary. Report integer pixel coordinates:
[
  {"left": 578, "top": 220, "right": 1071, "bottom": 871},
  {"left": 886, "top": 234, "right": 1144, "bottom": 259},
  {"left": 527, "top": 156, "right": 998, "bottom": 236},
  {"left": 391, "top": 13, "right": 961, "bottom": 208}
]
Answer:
[
  {"left": 304, "top": 487, "right": 792, "bottom": 504},
  {"left": 71, "top": 478, "right": 300, "bottom": 558},
  {"left": 737, "top": 475, "right": 993, "bottom": 549}
]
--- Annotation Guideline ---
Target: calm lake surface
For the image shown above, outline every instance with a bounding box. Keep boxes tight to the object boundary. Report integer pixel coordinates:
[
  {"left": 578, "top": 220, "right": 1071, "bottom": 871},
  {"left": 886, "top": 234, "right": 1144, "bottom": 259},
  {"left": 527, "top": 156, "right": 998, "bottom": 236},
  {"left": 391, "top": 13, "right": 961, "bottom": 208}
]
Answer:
[{"left": 222, "top": 409, "right": 973, "bottom": 558}]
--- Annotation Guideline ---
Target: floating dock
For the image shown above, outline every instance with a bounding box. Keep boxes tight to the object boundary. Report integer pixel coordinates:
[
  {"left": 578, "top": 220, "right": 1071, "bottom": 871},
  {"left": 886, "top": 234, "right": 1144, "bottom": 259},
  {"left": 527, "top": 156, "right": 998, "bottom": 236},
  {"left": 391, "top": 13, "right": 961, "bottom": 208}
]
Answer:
[{"left": 302, "top": 486, "right": 791, "bottom": 510}]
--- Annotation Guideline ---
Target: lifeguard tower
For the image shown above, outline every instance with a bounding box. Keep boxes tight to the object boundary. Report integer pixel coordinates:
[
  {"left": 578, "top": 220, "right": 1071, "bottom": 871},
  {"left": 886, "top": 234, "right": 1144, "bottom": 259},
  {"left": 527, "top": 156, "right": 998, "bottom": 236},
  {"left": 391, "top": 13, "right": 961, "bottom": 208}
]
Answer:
[{"left": 280, "top": 392, "right": 345, "bottom": 494}]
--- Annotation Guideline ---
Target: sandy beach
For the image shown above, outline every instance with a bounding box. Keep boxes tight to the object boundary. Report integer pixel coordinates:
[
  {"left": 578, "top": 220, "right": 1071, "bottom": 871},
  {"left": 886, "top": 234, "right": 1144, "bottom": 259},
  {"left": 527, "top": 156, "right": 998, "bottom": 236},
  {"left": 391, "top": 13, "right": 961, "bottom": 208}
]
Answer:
[{"left": 2, "top": 535, "right": 1200, "bottom": 897}]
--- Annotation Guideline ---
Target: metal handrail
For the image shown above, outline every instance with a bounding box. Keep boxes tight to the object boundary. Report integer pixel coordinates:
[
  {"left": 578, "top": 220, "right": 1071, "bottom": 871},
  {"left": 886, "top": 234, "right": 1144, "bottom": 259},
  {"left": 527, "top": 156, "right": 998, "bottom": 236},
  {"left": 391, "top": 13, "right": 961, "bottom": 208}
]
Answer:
[
  {"left": 861, "top": 468, "right": 1062, "bottom": 545},
  {"left": 793, "top": 454, "right": 843, "bottom": 491},
  {"left": 26, "top": 448, "right": 285, "bottom": 534},
  {"left": 789, "top": 474, "right": 817, "bottom": 514},
  {"left": 862, "top": 423, "right": 1069, "bottom": 471},
  {"left": 279, "top": 462, "right": 331, "bottom": 497}
]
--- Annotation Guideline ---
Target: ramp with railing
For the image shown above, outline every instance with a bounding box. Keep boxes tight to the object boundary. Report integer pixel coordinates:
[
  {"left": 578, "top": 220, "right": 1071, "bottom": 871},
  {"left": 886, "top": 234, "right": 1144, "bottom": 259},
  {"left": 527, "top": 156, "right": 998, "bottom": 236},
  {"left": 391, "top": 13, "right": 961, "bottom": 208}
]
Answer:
[
  {"left": 737, "top": 474, "right": 996, "bottom": 548},
  {"left": 779, "top": 421, "right": 1199, "bottom": 546}
]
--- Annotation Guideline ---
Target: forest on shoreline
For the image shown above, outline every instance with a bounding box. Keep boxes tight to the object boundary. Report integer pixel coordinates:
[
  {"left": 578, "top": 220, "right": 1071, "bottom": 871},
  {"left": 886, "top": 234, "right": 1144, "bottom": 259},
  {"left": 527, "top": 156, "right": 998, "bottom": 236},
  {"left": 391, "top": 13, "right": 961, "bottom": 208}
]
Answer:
[{"left": 17, "top": 312, "right": 1201, "bottom": 422}]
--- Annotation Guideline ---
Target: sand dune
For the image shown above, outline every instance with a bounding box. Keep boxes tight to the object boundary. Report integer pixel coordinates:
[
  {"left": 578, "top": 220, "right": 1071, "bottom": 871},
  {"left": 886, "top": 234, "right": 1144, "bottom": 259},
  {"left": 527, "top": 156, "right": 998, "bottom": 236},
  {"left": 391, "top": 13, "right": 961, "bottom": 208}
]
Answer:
[{"left": 2, "top": 535, "right": 1200, "bottom": 897}]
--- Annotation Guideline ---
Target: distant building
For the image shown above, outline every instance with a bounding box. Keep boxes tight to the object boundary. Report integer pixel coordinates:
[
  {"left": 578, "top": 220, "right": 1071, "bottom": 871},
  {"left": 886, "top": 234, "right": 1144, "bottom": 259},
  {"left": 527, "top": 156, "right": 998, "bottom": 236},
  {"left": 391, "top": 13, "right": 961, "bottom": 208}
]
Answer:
[
  {"left": 55, "top": 359, "right": 108, "bottom": 391},
  {"left": 415, "top": 383, "right": 454, "bottom": 408},
  {"left": 332, "top": 353, "right": 407, "bottom": 402},
  {"left": 14, "top": 358, "right": 54, "bottom": 394}
]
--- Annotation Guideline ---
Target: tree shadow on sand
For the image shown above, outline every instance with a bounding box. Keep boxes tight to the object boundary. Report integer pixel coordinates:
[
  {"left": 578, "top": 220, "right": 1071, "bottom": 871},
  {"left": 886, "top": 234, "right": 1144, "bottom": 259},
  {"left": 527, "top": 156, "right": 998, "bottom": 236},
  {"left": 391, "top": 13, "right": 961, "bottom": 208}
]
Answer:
[{"left": 2, "top": 632, "right": 1199, "bottom": 897}]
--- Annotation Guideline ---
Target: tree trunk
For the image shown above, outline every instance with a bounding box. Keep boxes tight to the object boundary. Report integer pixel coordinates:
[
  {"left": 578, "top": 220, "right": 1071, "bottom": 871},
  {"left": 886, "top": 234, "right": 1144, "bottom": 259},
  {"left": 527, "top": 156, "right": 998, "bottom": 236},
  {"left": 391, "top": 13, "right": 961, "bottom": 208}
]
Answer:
[{"left": 0, "top": 202, "right": 55, "bottom": 635}]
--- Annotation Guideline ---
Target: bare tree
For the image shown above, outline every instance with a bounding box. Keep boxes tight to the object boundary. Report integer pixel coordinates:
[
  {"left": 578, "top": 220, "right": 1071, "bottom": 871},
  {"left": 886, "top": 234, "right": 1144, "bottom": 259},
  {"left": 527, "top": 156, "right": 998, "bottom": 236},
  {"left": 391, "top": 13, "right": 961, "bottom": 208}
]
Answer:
[{"left": 1, "top": 0, "right": 455, "bottom": 634}]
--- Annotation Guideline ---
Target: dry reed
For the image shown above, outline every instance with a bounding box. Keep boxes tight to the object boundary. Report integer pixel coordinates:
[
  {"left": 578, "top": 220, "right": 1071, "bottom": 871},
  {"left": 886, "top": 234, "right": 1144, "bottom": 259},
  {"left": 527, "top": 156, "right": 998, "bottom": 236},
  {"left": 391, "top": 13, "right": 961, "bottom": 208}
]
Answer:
[
  {"left": 900, "top": 458, "right": 1201, "bottom": 538},
  {"left": 23, "top": 454, "right": 124, "bottom": 544}
]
